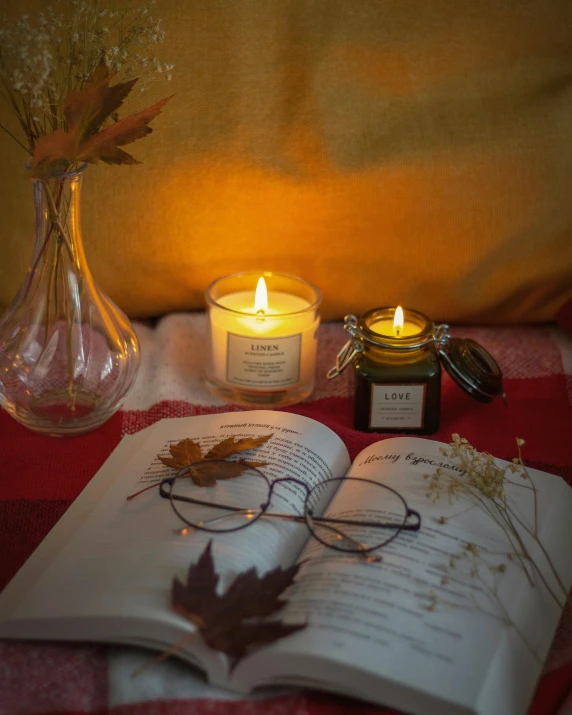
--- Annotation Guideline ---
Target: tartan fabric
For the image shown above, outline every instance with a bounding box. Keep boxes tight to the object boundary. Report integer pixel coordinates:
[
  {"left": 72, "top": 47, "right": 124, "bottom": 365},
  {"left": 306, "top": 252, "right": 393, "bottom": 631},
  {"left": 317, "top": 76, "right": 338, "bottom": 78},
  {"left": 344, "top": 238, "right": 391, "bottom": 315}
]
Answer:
[{"left": 1, "top": 315, "right": 572, "bottom": 715}]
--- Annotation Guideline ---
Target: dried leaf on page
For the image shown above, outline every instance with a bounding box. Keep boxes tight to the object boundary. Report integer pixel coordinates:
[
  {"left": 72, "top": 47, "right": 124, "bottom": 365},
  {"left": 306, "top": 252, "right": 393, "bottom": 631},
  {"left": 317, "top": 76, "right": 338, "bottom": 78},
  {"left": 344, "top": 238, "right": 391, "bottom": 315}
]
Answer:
[
  {"left": 204, "top": 435, "right": 273, "bottom": 461},
  {"left": 172, "top": 542, "right": 305, "bottom": 660},
  {"left": 159, "top": 438, "right": 203, "bottom": 469},
  {"left": 158, "top": 434, "right": 272, "bottom": 486},
  {"left": 188, "top": 461, "right": 253, "bottom": 487}
]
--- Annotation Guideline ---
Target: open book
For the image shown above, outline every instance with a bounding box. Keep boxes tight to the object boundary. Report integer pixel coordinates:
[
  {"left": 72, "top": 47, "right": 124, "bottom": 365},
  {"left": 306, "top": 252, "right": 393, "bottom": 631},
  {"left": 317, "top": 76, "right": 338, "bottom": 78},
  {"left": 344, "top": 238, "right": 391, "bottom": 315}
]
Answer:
[{"left": 1, "top": 410, "right": 571, "bottom": 715}]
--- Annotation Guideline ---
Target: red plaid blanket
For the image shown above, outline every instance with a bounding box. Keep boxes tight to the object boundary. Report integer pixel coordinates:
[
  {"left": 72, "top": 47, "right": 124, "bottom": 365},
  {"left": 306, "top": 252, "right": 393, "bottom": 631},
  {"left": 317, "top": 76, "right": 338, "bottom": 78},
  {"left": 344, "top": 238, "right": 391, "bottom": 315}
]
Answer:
[{"left": 1, "top": 316, "right": 572, "bottom": 715}]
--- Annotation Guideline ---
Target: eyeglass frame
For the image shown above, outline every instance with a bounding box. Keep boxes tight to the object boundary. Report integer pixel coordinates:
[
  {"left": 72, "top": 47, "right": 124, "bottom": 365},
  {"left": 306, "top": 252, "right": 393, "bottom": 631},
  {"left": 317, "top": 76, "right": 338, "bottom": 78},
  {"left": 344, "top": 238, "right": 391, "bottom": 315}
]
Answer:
[{"left": 158, "top": 462, "right": 421, "bottom": 556}]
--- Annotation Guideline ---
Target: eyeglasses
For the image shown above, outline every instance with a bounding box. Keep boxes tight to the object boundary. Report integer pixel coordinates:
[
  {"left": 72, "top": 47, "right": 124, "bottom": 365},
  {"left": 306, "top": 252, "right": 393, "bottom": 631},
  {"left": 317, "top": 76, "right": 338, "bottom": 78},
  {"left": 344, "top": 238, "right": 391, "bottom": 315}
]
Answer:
[{"left": 158, "top": 461, "right": 421, "bottom": 560}]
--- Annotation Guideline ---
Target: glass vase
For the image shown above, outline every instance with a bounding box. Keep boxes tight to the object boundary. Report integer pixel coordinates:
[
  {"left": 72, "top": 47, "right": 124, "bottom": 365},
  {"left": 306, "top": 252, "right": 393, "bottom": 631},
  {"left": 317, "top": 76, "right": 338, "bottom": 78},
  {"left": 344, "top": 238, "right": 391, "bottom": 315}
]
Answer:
[{"left": 0, "top": 164, "right": 140, "bottom": 436}]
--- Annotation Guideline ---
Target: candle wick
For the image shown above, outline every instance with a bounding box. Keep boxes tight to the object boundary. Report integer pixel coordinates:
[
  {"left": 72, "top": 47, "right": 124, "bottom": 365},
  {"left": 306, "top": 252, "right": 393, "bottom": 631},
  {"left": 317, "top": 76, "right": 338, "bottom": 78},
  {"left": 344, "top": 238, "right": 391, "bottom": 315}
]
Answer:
[
  {"left": 256, "top": 309, "right": 266, "bottom": 321},
  {"left": 395, "top": 326, "right": 401, "bottom": 338}
]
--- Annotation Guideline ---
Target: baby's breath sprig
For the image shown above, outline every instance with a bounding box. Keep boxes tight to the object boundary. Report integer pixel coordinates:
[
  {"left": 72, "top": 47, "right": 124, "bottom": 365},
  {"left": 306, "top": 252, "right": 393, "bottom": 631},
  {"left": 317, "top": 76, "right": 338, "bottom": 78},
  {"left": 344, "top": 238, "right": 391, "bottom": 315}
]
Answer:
[
  {"left": 423, "top": 541, "right": 543, "bottom": 662},
  {"left": 424, "top": 435, "right": 567, "bottom": 611},
  {"left": 0, "top": 0, "right": 173, "bottom": 154}
]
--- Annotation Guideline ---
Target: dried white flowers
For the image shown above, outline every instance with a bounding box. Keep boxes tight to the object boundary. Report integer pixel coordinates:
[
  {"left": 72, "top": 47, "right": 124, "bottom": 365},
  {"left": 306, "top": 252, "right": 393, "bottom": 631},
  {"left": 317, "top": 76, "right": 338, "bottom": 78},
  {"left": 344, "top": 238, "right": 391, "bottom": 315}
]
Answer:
[
  {"left": 424, "top": 435, "right": 567, "bottom": 611},
  {"left": 0, "top": 0, "right": 174, "bottom": 153}
]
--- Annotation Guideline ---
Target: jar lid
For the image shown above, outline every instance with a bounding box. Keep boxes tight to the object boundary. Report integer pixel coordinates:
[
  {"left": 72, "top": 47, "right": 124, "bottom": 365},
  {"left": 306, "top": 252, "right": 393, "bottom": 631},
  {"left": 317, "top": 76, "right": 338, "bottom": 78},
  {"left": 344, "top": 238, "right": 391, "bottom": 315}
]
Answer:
[{"left": 437, "top": 338, "right": 505, "bottom": 404}]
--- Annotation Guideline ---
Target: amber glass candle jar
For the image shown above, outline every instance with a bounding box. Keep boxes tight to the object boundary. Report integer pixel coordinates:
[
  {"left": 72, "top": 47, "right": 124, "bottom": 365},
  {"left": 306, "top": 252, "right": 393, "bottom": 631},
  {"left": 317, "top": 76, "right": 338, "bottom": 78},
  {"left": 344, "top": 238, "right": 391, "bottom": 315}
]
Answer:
[
  {"left": 327, "top": 307, "right": 504, "bottom": 435},
  {"left": 354, "top": 308, "right": 440, "bottom": 434}
]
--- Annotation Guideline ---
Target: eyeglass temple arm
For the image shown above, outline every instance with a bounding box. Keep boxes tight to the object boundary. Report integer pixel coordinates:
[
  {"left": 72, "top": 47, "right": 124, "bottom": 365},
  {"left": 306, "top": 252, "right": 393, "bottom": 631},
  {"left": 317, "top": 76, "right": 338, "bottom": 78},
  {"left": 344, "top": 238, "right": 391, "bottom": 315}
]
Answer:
[{"left": 308, "top": 512, "right": 421, "bottom": 531}]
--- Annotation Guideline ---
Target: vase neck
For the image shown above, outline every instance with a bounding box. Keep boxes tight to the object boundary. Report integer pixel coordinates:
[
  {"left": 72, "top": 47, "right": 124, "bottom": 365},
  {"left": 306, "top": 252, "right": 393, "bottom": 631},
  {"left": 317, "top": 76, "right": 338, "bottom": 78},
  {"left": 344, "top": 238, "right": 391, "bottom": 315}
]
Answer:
[{"left": 31, "top": 167, "right": 90, "bottom": 275}]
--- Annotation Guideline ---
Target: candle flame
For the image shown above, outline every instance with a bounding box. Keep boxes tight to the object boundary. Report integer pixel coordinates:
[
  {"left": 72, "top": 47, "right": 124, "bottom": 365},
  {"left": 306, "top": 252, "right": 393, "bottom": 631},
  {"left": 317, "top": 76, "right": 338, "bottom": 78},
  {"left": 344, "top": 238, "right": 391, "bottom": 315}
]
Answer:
[
  {"left": 254, "top": 277, "right": 268, "bottom": 314},
  {"left": 393, "top": 305, "right": 404, "bottom": 337}
]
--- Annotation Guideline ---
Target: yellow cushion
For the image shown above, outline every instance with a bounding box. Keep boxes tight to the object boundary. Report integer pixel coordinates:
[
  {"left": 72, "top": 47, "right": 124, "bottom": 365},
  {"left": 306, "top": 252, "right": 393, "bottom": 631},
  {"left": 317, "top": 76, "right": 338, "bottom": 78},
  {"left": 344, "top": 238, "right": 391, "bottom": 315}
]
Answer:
[{"left": 1, "top": 0, "right": 571, "bottom": 322}]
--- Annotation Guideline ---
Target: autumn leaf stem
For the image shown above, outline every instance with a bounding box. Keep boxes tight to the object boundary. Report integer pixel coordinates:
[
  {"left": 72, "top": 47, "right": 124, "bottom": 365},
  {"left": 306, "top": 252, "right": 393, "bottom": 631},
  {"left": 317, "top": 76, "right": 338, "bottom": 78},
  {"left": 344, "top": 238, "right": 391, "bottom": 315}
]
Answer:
[
  {"left": 45, "top": 240, "right": 59, "bottom": 346},
  {"left": 131, "top": 631, "right": 197, "bottom": 679},
  {"left": 24, "top": 180, "right": 66, "bottom": 281},
  {"left": 28, "top": 241, "right": 51, "bottom": 311},
  {"left": 0, "top": 174, "right": 71, "bottom": 373},
  {"left": 43, "top": 181, "right": 79, "bottom": 270},
  {"left": 22, "top": 175, "right": 81, "bottom": 402},
  {"left": 66, "top": 281, "right": 77, "bottom": 398},
  {"left": 126, "top": 481, "right": 161, "bottom": 500}
]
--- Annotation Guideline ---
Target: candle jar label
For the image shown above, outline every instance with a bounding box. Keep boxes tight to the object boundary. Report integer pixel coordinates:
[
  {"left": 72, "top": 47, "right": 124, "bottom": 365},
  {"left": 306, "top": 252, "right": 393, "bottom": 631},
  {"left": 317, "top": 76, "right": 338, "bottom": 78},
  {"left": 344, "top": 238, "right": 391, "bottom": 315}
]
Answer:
[
  {"left": 226, "top": 332, "right": 302, "bottom": 389},
  {"left": 369, "top": 383, "right": 426, "bottom": 429}
]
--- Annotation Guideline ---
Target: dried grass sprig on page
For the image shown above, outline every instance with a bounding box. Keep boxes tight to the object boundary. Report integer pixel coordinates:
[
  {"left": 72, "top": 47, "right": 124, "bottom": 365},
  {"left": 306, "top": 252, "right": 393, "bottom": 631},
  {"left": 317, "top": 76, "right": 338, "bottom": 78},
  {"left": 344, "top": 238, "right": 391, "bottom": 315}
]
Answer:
[{"left": 424, "top": 435, "right": 567, "bottom": 611}]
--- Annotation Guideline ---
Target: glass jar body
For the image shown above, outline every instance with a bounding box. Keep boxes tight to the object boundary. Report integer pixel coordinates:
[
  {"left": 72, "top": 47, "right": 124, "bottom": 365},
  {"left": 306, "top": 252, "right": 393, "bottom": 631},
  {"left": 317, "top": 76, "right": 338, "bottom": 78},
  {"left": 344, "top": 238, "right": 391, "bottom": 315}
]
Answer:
[
  {"left": 353, "top": 344, "right": 441, "bottom": 434},
  {"left": 205, "top": 271, "right": 321, "bottom": 407},
  {"left": 352, "top": 307, "right": 441, "bottom": 434}
]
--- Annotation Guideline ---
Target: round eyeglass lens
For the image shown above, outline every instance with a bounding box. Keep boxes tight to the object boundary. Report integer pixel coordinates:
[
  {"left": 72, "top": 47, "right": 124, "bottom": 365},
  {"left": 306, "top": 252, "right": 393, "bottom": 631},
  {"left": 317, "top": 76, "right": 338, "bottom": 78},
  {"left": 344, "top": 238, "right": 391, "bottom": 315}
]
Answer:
[
  {"left": 305, "top": 477, "right": 408, "bottom": 552},
  {"left": 169, "top": 461, "right": 270, "bottom": 532}
]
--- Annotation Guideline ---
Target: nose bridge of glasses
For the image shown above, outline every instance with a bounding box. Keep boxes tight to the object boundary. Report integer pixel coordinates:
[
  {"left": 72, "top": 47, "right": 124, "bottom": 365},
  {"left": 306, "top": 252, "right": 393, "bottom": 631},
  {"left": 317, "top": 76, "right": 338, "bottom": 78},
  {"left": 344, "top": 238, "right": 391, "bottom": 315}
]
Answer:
[{"left": 269, "top": 476, "right": 311, "bottom": 498}]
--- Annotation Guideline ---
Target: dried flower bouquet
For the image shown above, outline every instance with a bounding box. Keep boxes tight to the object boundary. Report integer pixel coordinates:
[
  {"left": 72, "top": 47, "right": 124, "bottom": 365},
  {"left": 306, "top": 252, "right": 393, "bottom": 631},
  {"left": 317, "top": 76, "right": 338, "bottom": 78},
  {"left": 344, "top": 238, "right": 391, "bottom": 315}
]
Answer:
[
  {"left": 0, "top": 0, "right": 173, "bottom": 434},
  {"left": 0, "top": 0, "right": 173, "bottom": 157}
]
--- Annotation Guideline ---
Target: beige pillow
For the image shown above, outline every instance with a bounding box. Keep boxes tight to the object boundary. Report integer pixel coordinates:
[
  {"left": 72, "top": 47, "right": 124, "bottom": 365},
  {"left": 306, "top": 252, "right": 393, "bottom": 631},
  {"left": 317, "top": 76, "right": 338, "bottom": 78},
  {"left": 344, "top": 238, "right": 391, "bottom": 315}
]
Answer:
[{"left": 1, "top": 0, "right": 571, "bottom": 322}]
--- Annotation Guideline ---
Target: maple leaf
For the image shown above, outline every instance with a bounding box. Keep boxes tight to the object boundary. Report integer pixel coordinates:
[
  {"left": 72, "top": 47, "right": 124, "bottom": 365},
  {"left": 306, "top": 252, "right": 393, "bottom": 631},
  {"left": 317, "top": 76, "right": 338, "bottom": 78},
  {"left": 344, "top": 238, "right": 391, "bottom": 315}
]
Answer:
[
  {"left": 172, "top": 541, "right": 220, "bottom": 624},
  {"left": 30, "top": 62, "right": 173, "bottom": 178},
  {"left": 77, "top": 95, "right": 172, "bottom": 166},
  {"left": 159, "top": 438, "right": 203, "bottom": 469},
  {"left": 172, "top": 542, "right": 305, "bottom": 660},
  {"left": 188, "top": 461, "right": 252, "bottom": 487},
  {"left": 65, "top": 64, "right": 136, "bottom": 139},
  {"left": 205, "top": 620, "right": 305, "bottom": 660},
  {"left": 30, "top": 130, "right": 77, "bottom": 178},
  {"left": 204, "top": 435, "right": 273, "bottom": 461},
  {"left": 157, "top": 434, "right": 271, "bottom": 487}
]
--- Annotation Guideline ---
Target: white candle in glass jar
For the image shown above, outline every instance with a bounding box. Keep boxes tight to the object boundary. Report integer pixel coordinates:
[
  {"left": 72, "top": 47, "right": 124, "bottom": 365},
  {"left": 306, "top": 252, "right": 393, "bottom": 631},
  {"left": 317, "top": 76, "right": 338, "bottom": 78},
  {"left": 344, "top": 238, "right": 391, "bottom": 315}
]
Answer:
[{"left": 208, "top": 275, "right": 319, "bottom": 394}]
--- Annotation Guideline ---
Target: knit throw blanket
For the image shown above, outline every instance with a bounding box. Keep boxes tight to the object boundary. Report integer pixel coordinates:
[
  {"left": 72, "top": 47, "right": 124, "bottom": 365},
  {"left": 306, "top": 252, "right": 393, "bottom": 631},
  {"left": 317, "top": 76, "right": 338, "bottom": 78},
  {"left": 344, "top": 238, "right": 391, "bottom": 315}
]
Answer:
[{"left": 1, "top": 314, "right": 572, "bottom": 715}]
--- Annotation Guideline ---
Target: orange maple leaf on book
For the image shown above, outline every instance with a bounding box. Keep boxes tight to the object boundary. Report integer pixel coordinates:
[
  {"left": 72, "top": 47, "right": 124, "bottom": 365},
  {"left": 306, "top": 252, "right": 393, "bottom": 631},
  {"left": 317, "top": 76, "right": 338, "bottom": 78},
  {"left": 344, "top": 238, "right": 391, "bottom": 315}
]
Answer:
[
  {"left": 126, "top": 434, "right": 272, "bottom": 499},
  {"left": 159, "top": 434, "right": 272, "bottom": 486}
]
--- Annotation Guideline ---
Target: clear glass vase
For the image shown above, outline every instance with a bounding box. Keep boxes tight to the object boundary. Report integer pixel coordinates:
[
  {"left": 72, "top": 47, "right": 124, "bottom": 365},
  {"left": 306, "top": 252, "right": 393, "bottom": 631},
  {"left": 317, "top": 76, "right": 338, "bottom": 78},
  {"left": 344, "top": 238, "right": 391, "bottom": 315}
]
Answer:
[{"left": 0, "top": 164, "right": 140, "bottom": 436}]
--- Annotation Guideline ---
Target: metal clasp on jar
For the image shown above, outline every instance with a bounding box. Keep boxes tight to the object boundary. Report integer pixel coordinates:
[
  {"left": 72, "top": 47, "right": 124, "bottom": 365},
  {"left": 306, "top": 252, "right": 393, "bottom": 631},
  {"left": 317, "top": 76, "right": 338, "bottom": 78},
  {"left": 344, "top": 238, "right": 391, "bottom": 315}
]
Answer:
[
  {"left": 327, "top": 315, "right": 451, "bottom": 380},
  {"left": 326, "top": 316, "right": 365, "bottom": 379}
]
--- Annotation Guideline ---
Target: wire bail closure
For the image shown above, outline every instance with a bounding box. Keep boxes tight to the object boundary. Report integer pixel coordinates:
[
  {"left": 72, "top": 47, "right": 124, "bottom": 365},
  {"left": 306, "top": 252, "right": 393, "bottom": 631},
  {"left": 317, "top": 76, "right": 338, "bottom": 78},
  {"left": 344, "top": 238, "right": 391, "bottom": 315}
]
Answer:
[
  {"left": 326, "top": 316, "right": 364, "bottom": 379},
  {"left": 327, "top": 315, "right": 451, "bottom": 380}
]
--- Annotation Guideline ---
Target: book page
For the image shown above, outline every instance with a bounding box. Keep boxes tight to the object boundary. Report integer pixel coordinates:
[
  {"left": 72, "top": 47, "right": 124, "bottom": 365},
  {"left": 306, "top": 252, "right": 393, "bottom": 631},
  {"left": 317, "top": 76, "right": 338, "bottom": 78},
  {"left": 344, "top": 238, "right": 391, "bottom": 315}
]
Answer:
[
  {"left": 0, "top": 430, "right": 147, "bottom": 619},
  {"left": 0, "top": 410, "right": 350, "bottom": 676},
  {"left": 236, "top": 437, "right": 572, "bottom": 715}
]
